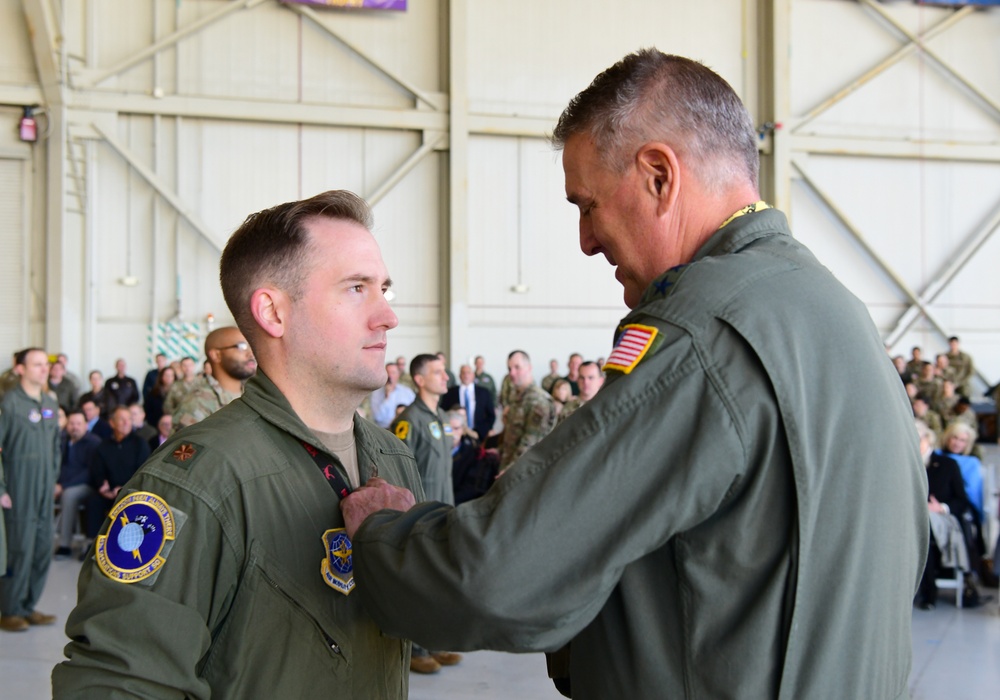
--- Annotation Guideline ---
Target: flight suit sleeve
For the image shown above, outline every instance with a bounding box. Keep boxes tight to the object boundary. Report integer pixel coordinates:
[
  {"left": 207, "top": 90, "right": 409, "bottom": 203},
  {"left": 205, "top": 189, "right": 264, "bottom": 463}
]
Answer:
[
  {"left": 352, "top": 326, "right": 753, "bottom": 653},
  {"left": 0, "top": 403, "right": 9, "bottom": 497},
  {"left": 52, "top": 471, "right": 241, "bottom": 699}
]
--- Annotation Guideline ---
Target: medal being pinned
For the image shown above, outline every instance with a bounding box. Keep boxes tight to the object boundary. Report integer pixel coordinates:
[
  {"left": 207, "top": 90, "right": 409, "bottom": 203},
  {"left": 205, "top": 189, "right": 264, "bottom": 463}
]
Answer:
[{"left": 321, "top": 528, "right": 355, "bottom": 595}]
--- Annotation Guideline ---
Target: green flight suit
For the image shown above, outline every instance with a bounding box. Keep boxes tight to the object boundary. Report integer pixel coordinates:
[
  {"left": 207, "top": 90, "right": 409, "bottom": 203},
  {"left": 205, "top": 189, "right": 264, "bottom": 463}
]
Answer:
[
  {"left": 53, "top": 371, "right": 422, "bottom": 699},
  {"left": 391, "top": 399, "right": 453, "bottom": 505},
  {"left": 352, "top": 209, "right": 927, "bottom": 700},
  {"left": 0, "top": 385, "right": 61, "bottom": 618}
]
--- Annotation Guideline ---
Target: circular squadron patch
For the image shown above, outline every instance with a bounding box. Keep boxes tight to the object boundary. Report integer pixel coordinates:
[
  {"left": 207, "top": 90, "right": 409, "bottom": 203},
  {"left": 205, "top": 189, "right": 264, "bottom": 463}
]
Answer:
[
  {"left": 321, "top": 528, "right": 355, "bottom": 596},
  {"left": 96, "top": 491, "right": 176, "bottom": 584}
]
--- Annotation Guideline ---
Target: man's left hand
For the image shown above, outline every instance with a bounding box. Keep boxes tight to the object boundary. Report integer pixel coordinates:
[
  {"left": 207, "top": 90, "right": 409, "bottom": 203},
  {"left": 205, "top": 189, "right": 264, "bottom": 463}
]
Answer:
[{"left": 340, "top": 477, "right": 415, "bottom": 539}]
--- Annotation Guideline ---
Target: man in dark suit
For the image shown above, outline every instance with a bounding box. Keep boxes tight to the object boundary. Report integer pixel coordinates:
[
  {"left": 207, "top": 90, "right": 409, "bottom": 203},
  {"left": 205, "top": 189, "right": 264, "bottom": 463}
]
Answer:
[{"left": 442, "top": 364, "right": 495, "bottom": 443}]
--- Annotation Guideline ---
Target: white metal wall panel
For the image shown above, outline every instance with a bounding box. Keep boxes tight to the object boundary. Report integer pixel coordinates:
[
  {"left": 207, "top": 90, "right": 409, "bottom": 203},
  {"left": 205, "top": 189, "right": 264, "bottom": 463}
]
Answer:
[
  {"left": 789, "top": 0, "right": 1000, "bottom": 386},
  {"left": 0, "top": 158, "right": 27, "bottom": 360},
  {"left": 0, "top": 0, "right": 38, "bottom": 87},
  {"left": 467, "top": 0, "right": 749, "bottom": 118},
  {"left": 4, "top": 0, "right": 1000, "bottom": 388}
]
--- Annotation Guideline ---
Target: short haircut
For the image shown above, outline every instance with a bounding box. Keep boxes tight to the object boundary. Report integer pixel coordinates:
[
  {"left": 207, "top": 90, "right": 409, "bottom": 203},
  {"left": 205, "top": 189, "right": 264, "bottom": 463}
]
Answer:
[
  {"left": 66, "top": 409, "right": 86, "bottom": 421},
  {"left": 15, "top": 347, "right": 45, "bottom": 366},
  {"left": 552, "top": 49, "right": 759, "bottom": 191},
  {"left": 508, "top": 349, "right": 530, "bottom": 362},
  {"left": 948, "top": 336, "right": 959, "bottom": 343},
  {"left": 580, "top": 360, "right": 601, "bottom": 372},
  {"left": 219, "top": 190, "right": 374, "bottom": 343},
  {"left": 410, "top": 353, "right": 439, "bottom": 379}
]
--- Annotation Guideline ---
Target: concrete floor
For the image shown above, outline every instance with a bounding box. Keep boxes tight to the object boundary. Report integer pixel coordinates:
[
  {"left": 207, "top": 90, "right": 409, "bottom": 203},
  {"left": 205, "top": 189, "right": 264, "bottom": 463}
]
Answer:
[{"left": 2, "top": 553, "right": 998, "bottom": 698}]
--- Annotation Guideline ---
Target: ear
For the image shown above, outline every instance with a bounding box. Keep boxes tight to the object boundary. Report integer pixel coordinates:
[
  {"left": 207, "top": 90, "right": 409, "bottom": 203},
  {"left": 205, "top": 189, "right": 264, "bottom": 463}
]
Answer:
[
  {"left": 250, "top": 287, "right": 288, "bottom": 339},
  {"left": 636, "top": 142, "right": 681, "bottom": 217}
]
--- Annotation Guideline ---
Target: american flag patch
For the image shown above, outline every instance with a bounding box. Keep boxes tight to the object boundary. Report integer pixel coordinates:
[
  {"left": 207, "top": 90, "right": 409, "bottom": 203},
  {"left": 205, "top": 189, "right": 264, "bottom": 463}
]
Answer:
[{"left": 603, "top": 324, "right": 659, "bottom": 374}]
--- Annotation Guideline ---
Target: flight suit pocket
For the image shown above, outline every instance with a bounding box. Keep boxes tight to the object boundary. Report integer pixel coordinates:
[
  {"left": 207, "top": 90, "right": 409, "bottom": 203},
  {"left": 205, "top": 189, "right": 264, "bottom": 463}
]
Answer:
[{"left": 200, "top": 540, "right": 351, "bottom": 696}]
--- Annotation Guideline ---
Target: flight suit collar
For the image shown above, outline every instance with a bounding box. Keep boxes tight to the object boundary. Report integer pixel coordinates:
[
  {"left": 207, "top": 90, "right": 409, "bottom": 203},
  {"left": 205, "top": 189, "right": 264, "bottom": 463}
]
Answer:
[
  {"left": 239, "top": 370, "right": 383, "bottom": 484},
  {"left": 638, "top": 208, "right": 790, "bottom": 307}
]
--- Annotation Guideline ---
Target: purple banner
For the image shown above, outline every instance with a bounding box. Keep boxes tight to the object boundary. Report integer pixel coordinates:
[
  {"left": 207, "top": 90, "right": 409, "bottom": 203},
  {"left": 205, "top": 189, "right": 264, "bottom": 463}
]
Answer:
[{"left": 281, "top": 0, "right": 407, "bottom": 9}]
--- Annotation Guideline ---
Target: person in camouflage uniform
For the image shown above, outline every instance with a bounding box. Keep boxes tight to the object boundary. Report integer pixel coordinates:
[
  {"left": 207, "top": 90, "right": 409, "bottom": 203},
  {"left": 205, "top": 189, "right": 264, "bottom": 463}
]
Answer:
[
  {"left": 946, "top": 336, "right": 975, "bottom": 398},
  {"left": 498, "top": 350, "right": 555, "bottom": 473},
  {"left": 914, "top": 362, "right": 942, "bottom": 406},
  {"left": 162, "top": 356, "right": 199, "bottom": 417},
  {"left": 559, "top": 361, "right": 605, "bottom": 424},
  {"left": 172, "top": 327, "right": 256, "bottom": 431}
]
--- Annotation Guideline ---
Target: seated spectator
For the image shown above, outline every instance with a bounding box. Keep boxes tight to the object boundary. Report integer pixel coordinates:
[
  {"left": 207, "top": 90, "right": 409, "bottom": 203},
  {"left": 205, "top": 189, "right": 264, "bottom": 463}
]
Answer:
[
  {"left": 891, "top": 355, "right": 908, "bottom": 384},
  {"left": 48, "top": 360, "right": 79, "bottom": 411},
  {"left": 911, "top": 393, "right": 942, "bottom": 441},
  {"left": 149, "top": 414, "right": 172, "bottom": 452},
  {"left": 446, "top": 409, "right": 497, "bottom": 505},
  {"left": 549, "top": 378, "right": 572, "bottom": 420},
  {"left": 916, "top": 420, "right": 982, "bottom": 609},
  {"left": 933, "top": 379, "right": 959, "bottom": 424},
  {"left": 143, "top": 366, "right": 175, "bottom": 429},
  {"left": 78, "top": 370, "right": 107, "bottom": 418},
  {"left": 53, "top": 410, "right": 101, "bottom": 559},
  {"left": 937, "top": 423, "right": 984, "bottom": 522},
  {"left": 83, "top": 406, "right": 152, "bottom": 544},
  {"left": 915, "top": 362, "right": 942, "bottom": 405},
  {"left": 129, "top": 403, "right": 157, "bottom": 443},
  {"left": 80, "top": 398, "right": 111, "bottom": 440}
]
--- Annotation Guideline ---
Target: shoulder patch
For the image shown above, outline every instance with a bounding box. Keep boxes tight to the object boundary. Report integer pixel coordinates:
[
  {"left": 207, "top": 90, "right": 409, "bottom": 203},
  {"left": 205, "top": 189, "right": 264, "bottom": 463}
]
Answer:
[
  {"left": 394, "top": 421, "right": 410, "bottom": 440},
  {"left": 603, "top": 324, "right": 661, "bottom": 375},
  {"left": 164, "top": 441, "right": 204, "bottom": 469},
  {"left": 320, "top": 528, "right": 355, "bottom": 596},
  {"left": 95, "top": 491, "right": 182, "bottom": 585}
]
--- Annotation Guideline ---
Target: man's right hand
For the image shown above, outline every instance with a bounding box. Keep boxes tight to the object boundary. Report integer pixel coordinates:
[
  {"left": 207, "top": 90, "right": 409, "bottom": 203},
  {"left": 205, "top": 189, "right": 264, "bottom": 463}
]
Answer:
[
  {"left": 0, "top": 492, "right": 11, "bottom": 509},
  {"left": 340, "top": 477, "right": 415, "bottom": 539}
]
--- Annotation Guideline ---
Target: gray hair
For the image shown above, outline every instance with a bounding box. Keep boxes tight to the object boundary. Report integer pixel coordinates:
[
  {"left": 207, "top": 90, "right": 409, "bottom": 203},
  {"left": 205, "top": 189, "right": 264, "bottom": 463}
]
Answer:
[{"left": 552, "top": 49, "right": 759, "bottom": 192}]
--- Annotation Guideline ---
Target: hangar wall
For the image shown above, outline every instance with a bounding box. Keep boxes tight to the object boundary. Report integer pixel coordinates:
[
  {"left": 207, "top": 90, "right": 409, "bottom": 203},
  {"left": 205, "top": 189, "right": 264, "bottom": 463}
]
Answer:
[{"left": 0, "top": 0, "right": 997, "bottom": 393}]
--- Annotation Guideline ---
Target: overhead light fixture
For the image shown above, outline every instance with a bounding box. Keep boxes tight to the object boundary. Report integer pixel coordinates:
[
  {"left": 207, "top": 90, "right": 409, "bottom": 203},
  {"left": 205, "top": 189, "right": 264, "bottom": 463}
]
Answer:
[
  {"left": 119, "top": 276, "right": 140, "bottom": 287},
  {"left": 510, "top": 284, "right": 529, "bottom": 294}
]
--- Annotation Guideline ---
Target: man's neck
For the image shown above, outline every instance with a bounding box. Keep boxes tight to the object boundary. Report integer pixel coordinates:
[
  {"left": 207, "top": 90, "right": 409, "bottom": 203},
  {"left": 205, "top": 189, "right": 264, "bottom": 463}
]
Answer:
[
  {"left": 20, "top": 380, "right": 42, "bottom": 400},
  {"left": 419, "top": 392, "right": 440, "bottom": 411},
  {"left": 214, "top": 372, "right": 242, "bottom": 395}
]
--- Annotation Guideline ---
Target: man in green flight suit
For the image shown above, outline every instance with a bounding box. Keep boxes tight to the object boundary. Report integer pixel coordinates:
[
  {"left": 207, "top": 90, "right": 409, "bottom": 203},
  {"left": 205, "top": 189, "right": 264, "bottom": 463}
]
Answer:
[
  {"left": 340, "top": 50, "right": 928, "bottom": 700},
  {"left": 390, "top": 353, "right": 461, "bottom": 674},
  {"left": 0, "top": 347, "right": 61, "bottom": 632},
  {"left": 53, "top": 190, "right": 422, "bottom": 698}
]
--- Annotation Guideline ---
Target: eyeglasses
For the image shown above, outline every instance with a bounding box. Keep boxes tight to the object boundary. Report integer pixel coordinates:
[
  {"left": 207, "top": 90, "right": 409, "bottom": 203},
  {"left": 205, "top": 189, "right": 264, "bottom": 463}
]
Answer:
[{"left": 216, "top": 342, "right": 250, "bottom": 352}]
